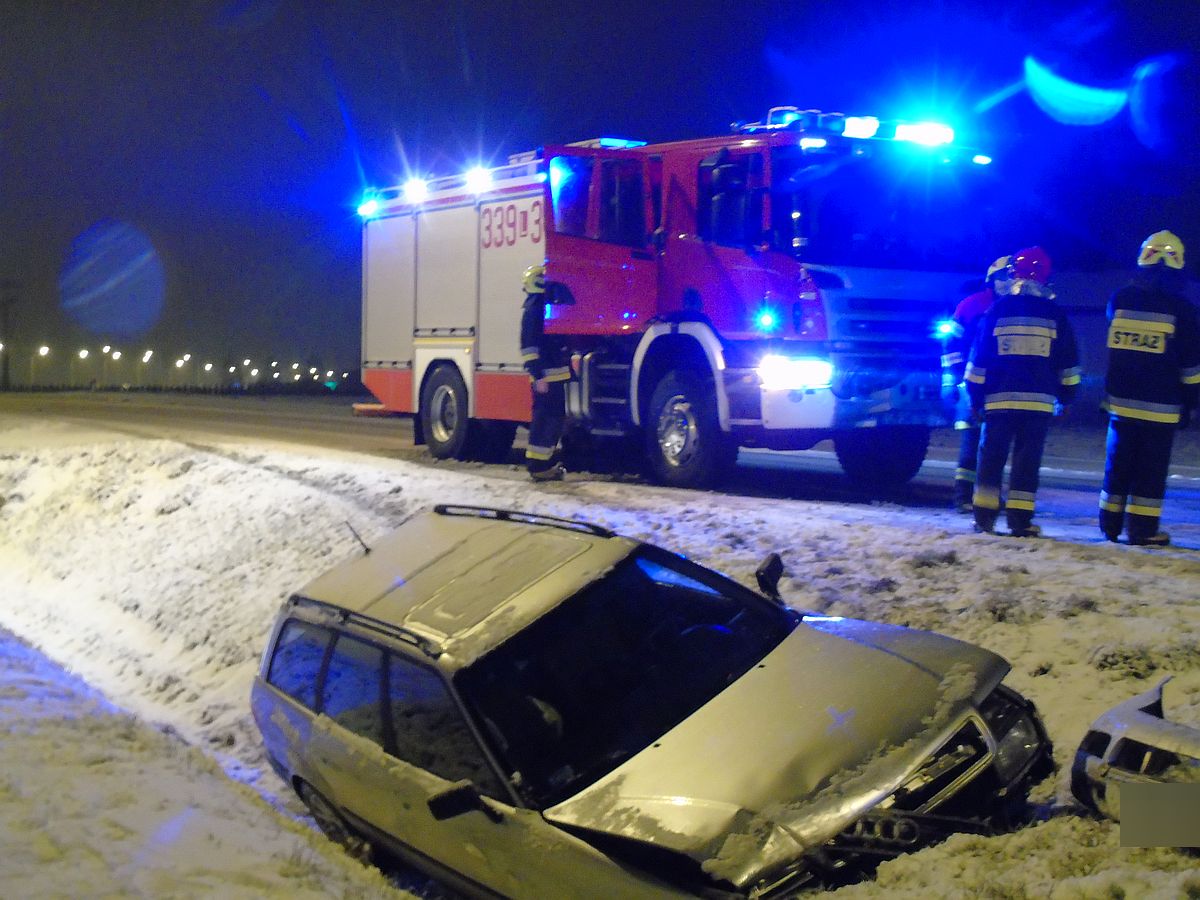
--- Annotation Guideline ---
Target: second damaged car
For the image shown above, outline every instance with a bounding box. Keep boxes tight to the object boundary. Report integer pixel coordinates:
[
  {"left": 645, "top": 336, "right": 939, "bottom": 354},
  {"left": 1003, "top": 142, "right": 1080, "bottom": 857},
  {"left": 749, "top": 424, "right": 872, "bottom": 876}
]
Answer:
[{"left": 251, "top": 505, "right": 1053, "bottom": 897}]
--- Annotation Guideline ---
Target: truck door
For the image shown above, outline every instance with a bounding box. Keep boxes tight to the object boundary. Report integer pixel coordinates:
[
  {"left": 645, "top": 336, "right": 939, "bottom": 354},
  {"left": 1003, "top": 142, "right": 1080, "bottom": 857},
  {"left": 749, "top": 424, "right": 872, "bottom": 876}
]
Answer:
[
  {"left": 660, "top": 147, "right": 769, "bottom": 335},
  {"left": 543, "top": 146, "right": 658, "bottom": 335}
]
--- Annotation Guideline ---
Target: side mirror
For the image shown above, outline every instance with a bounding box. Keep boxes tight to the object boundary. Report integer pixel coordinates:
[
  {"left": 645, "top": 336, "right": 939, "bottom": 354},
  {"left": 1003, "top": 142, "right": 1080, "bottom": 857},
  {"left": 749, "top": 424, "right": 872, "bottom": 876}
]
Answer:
[
  {"left": 756, "top": 552, "right": 785, "bottom": 602},
  {"left": 427, "top": 780, "right": 503, "bottom": 823}
]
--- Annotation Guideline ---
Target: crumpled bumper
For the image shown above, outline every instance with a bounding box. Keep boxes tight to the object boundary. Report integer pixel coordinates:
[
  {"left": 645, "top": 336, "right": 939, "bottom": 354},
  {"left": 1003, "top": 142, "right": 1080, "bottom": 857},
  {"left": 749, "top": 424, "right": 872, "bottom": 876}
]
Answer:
[{"left": 1071, "top": 677, "right": 1200, "bottom": 821}]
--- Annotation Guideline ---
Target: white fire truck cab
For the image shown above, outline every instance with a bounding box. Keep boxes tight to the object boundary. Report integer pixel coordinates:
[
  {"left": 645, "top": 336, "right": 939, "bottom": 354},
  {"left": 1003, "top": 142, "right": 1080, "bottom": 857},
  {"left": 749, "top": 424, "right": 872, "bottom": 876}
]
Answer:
[{"left": 359, "top": 108, "right": 1003, "bottom": 488}]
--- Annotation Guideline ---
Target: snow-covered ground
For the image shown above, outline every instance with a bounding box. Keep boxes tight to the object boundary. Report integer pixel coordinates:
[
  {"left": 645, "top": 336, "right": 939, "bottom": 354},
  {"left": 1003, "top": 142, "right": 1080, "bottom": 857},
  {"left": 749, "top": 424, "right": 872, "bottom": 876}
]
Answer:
[{"left": 1, "top": 410, "right": 1198, "bottom": 897}]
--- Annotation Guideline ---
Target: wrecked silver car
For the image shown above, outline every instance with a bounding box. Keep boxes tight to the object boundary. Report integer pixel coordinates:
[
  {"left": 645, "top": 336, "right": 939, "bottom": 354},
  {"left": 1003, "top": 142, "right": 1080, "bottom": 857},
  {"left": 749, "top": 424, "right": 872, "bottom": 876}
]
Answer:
[
  {"left": 1072, "top": 677, "right": 1200, "bottom": 822},
  {"left": 251, "top": 505, "right": 1053, "bottom": 897}
]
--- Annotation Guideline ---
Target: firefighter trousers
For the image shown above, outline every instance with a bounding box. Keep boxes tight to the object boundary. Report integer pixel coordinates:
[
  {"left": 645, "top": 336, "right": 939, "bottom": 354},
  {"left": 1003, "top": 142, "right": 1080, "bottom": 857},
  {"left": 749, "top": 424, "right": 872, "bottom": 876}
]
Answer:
[
  {"left": 954, "top": 423, "right": 981, "bottom": 506},
  {"left": 973, "top": 411, "right": 1050, "bottom": 533},
  {"left": 1100, "top": 417, "right": 1175, "bottom": 542},
  {"left": 525, "top": 380, "right": 566, "bottom": 473}
]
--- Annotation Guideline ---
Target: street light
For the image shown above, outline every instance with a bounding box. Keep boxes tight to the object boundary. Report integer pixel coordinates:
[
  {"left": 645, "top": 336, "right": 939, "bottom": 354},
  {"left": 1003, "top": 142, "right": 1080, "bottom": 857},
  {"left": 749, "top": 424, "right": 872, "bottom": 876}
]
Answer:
[{"left": 30, "top": 345, "right": 49, "bottom": 388}]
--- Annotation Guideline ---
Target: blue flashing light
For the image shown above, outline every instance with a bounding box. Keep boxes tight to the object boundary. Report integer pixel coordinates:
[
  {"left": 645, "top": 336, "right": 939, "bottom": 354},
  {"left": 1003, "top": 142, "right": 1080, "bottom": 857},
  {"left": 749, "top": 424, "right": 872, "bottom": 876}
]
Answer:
[
  {"left": 621, "top": 310, "right": 637, "bottom": 320},
  {"left": 935, "top": 319, "right": 956, "bottom": 338},
  {"left": 754, "top": 307, "right": 782, "bottom": 332},
  {"left": 894, "top": 122, "right": 954, "bottom": 146},
  {"left": 403, "top": 178, "right": 428, "bottom": 204},
  {"left": 465, "top": 166, "right": 492, "bottom": 194},
  {"left": 598, "top": 137, "right": 648, "bottom": 149},
  {"left": 535, "top": 172, "right": 548, "bottom": 183},
  {"left": 843, "top": 116, "right": 880, "bottom": 139},
  {"left": 548, "top": 156, "right": 572, "bottom": 193},
  {"left": 356, "top": 197, "right": 380, "bottom": 218},
  {"left": 799, "top": 137, "right": 828, "bottom": 150},
  {"left": 972, "top": 154, "right": 993, "bottom": 166},
  {"left": 777, "top": 110, "right": 802, "bottom": 127}
]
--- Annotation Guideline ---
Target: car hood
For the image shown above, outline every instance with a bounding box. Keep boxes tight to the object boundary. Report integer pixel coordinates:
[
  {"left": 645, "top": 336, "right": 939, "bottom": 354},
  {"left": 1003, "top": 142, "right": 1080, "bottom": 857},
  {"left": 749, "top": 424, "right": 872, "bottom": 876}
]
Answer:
[{"left": 544, "top": 616, "right": 1009, "bottom": 889}]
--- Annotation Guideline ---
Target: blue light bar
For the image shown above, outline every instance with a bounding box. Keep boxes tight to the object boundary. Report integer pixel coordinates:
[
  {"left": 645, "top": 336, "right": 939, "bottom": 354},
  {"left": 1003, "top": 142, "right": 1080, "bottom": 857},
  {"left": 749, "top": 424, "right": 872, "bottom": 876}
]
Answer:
[
  {"left": 894, "top": 122, "right": 955, "bottom": 146},
  {"left": 465, "top": 166, "right": 492, "bottom": 194},
  {"left": 972, "top": 154, "right": 993, "bottom": 166},
  {"left": 403, "top": 178, "right": 428, "bottom": 203},
  {"left": 356, "top": 197, "right": 379, "bottom": 218},
  {"left": 843, "top": 116, "right": 880, "bottom": 139},
  {"left": 598, "top": 137, "right": 648, "bottom": 148},
  {"left": 799, "top": 137, "right": 828, "bottom": 150}
]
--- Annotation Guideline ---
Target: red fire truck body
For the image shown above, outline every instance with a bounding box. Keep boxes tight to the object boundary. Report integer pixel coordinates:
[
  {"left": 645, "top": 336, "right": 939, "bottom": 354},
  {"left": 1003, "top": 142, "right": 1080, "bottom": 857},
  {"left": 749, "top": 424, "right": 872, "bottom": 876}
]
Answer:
[{"left": 360, "top": 109, "right": 985, "bottom": 487}]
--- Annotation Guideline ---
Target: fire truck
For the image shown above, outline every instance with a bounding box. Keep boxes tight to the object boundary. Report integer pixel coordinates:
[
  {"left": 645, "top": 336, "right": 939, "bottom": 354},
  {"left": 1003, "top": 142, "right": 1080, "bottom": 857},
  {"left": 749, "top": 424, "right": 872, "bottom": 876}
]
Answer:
[{"left": 359, "top": 107, "right": 1001, "bottom": 488}]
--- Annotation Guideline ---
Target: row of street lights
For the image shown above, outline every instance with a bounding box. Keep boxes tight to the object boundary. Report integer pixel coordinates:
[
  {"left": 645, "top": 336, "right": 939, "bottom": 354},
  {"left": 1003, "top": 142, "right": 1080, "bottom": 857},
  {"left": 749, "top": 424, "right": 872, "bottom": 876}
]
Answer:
[{"left": 1, "top": 343, "right": 352, "bottom": 389}]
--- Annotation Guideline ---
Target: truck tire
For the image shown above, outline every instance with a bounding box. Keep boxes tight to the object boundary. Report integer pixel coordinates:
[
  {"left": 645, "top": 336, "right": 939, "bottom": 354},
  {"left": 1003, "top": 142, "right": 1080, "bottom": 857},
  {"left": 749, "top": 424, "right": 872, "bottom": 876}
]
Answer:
[
  {"left": 644, "top": 370, "right": 736, "bottom": 489},
  {"left": 420, "top": 365, "right": 475, "bottom": 460},
  {"left": 833, "top": 426, "right": 930, "bottom": 488}
]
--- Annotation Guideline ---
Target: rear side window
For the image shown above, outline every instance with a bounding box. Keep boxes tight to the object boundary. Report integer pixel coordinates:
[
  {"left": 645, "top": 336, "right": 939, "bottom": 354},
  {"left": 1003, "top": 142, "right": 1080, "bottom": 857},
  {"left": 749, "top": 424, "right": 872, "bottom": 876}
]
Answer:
[
  {"left": 267, "top": 620, "right": 332, "bottom": 710},
  {"left": 321, "top": 635, "right": 386, "bottom": 747},
  {"left": 389, "top": 655, "right": 507, "bottom": 799}
]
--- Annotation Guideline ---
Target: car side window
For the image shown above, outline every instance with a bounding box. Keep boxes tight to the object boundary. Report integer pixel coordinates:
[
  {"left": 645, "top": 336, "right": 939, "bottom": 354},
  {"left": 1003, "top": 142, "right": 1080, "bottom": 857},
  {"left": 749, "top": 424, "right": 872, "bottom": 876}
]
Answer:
[
  {"left": 266, "top": 619, "right": 332, "bottom": 710},
  {"left": 321, "top": 634, "right": 386, "bottom": 747},
  {"left": 388, "top": 655, "right": 507, "bottom": 800}
]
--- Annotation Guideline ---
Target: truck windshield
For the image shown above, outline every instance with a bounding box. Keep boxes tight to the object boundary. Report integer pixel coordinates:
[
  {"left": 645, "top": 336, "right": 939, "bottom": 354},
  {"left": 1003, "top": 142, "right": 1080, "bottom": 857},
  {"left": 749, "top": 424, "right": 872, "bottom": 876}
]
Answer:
[
  {"left": 455, "top": 547, "right": 795, "bottom": 808},
  {"left": 770, "top": 145, "right": 1020, "bottom": 273}
]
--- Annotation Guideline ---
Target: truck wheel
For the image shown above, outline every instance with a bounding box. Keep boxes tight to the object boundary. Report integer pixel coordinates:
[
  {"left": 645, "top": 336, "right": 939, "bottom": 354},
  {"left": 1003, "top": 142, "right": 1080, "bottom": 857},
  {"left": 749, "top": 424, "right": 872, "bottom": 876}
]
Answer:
[
  {"left": 421, "top": 365, "right": 474, "bottom": 460},
  {"left": 833, "top": 426, "right": 930, "bottom": 488},
  {"left": 644, "top": 370, "right": 736, "bottom": 488},
  {"left": 297, "top": 781, "right": 373, "bottom": 864}
]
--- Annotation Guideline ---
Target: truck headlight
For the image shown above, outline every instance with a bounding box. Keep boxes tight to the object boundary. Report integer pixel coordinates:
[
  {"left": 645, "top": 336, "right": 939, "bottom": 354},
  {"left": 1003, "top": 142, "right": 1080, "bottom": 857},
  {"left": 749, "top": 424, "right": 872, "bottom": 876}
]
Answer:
[{"left": 757, "top": 355, "right": 834, "bottom": 391}]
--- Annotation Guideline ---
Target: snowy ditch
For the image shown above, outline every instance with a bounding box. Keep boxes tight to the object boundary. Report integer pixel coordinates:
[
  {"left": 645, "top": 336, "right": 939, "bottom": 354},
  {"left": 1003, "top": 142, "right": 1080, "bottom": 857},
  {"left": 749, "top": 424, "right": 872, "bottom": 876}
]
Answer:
[{"left": 0, "top": 418, "right": 1198, "bottom": 897}]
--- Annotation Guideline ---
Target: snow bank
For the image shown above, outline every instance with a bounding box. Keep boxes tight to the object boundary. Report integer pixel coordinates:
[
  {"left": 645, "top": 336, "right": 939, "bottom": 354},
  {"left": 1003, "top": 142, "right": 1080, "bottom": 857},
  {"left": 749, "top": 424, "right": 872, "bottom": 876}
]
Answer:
[{"left": 0, "top": 416, "right": 1198, "bottom": 896}]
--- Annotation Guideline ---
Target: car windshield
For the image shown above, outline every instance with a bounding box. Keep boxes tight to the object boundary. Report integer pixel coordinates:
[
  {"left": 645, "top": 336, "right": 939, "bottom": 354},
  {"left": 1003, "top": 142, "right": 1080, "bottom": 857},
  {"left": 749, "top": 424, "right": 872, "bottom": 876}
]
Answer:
[{"left": 455, "top": 546, "right": 795, "bottom": 808}]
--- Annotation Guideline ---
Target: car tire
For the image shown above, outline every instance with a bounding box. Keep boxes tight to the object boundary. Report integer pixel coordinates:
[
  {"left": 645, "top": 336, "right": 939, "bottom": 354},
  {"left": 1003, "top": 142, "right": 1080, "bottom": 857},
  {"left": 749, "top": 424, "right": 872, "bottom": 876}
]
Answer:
[
  {"left": 644, "top": 370, "right": 736, "bottom": 489},
  {"left": 833, "top": 426, "right": 930, "bottom": 488},
  {"left": 297, "top": 781, "right": 373, "bottom": 864},
  {"left": 420, "top": 365, "right": 475, "bottom": 460}
]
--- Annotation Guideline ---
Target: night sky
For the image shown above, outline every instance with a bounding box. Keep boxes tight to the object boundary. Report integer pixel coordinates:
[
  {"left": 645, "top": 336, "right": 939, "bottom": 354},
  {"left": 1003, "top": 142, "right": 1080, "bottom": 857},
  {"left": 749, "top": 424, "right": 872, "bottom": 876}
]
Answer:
[{"left": 2, "top": 0, "right": 1199, "bottom": 373}]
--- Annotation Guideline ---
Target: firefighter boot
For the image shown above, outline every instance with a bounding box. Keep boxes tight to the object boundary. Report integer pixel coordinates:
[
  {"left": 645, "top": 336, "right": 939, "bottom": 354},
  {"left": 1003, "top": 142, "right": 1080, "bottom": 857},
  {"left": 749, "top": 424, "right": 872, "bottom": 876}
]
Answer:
[
  {"left": 529, "top": 462, "right": 566, "bottom": 483},
  {"left": 973, "top": 507, "right": 997, "bottom": 534},
  {"left": 1128, "top": 530, "right": 1170, "bottom": 547}
]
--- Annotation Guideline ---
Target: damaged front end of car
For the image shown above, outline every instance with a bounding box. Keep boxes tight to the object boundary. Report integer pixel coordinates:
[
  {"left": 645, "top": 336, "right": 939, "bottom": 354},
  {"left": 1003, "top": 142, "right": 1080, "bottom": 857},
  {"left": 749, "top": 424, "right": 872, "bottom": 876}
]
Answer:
[{"left": 1071, "top": 677, "right": 1200, "bottom": 822}]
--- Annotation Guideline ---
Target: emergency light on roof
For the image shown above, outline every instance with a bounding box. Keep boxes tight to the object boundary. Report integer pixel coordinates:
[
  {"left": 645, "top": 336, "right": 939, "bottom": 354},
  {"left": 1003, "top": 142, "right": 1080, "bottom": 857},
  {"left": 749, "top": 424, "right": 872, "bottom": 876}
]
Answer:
[
  {"left": 894, "top": 122, "right": 955, "bottom": 146},
  {"left": 465, "top": 166, "right": 492, "bottom": 194},
  {"left": 598, "top": 137, "right": 647, "bottom": 149},
  {"left": 403, "top": 178, "right": 429, "bottom": 204},
  {"left": 737, "top": 107, "right": 955, "bottom": 148},
  {"left": 356, "top": 196, "right": 380, "bottom": 218},
  {"left": 842, "top": 116, "right": 880, "bottom": 139}
]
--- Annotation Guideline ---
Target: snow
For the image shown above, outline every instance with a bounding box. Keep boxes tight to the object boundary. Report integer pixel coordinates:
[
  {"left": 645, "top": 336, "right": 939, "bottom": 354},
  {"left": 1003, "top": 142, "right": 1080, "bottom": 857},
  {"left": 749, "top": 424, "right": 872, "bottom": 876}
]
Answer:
[{"left": 0, "top": 411, "right": 1198, "bottom": 897}]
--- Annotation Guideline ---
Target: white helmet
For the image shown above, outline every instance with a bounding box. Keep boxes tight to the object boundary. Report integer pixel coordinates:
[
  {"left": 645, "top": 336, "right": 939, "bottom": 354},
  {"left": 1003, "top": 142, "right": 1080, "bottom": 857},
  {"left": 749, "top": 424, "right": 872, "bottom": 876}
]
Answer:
[{"left": 1138, "top": 231, "right": 1185, "bottom": 270}]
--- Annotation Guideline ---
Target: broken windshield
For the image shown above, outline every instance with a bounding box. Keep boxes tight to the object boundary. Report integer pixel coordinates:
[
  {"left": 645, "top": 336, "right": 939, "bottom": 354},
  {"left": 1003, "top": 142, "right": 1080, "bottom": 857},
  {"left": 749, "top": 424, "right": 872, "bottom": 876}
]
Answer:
[{"left": 455, "top": 546, "right": 795, "bottom": 808}]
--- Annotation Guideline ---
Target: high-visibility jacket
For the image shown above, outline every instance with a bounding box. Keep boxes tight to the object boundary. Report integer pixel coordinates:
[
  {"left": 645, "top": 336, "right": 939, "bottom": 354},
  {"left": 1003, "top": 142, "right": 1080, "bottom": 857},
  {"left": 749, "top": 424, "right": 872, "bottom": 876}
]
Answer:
[
  {"left": 965, "top": 285, "right": 1080, "bottom": 414},
  {"left": 1103, "top": 281, "right": 1200, "bottom": 424},
  {"left": 519, "top": 293, "right": 570, "bottom": 384}
]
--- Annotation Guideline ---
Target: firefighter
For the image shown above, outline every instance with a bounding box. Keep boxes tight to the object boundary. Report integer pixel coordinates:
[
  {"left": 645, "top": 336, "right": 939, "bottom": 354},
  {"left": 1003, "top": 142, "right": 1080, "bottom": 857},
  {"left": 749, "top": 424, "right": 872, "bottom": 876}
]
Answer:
[
  {"left": 942, "top": 255, "right": 1012, "bottom": 511},
  {"left": 1099, "top": 231, "right": 1200, "bottom": 546},
  {"left": 965, "top": 247, "right": 1080, "bottom": 536},
  {"left": 520, "top": 264, "right": 571, "bottom": 481}
]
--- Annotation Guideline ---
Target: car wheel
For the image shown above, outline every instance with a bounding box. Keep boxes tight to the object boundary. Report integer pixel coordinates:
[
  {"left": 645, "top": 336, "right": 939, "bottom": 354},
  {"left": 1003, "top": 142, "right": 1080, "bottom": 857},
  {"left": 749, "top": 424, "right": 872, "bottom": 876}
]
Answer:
[
  {"left": 833, "top": 425, "right": 930, "bottom": 488},
  {"left": 420, "top": 365, "right": 474, "bottom": 460},
  {"left": 644, "top": 370, "right": 736, "bottom": 488},
  {"left": 297, "top": 781, "right": 373, "bottom": 864}
]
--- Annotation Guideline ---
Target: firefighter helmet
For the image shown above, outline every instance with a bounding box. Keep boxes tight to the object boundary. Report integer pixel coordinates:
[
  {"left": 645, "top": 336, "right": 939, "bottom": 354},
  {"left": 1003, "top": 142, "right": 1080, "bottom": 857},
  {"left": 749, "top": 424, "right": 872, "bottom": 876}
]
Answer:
[
  {"left": 1138, "top": 230, "right": 1185, "bottom": 270},
  {"left": 522, "top": 264, "right": 546, "bottom": 295},
  {"left": 986, "top": 255, "right": 1012, "bottom": 284},
  {"left": 1010, "top": 246, "right": 1052, "bottom": 284}
]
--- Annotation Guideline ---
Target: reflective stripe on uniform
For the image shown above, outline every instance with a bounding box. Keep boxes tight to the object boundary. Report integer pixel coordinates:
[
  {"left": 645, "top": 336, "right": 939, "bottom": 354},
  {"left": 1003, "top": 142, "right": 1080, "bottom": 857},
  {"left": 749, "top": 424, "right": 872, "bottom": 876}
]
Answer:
[
  {"left": 1181, "top": 364, "right": 1200, "bottom": 385},
  {"left": 984, "top": 391, "right": 1056, "bottom": 413},
  {"left": 1007, "top": 490, "right": 1036, "bottom": 512},
  {"left": 521, "top": 346, "right": 540, "bottom": 361},
  {"left": 955, "top": 467, "right": 976, "bottom": 484},
  {"left": 994, "top": 316, "right": 1057, "bottom": 336},
  {"left": 973, "top": 485, "right": 1001, "bottom": 510},
  {"left": 525, "top": 444, "right": 555, "bottom": 461},
  {"left": 965, "top": 363, "right": 986, "bottom": 384},
  {"left": 1105, "top": 394, "right": 1181, "bottom": 424},
  {"left": 1059, "top": 366, "right": 1082, "bottom": 385},
  {"left": 543, "top": 366, "right": 571, "bottom": 382},
  {"left": 941, "top": 351, "right": 963, "bottom": 368},
  {"left": 1099, "top": 491, "right": 1126, "bottom": 513},
  {"left": 1128, "top": 495, "right": 1164, "bottom": 516},
  {"left": 1112, "top": 309, "right": 1176, "bottom": 332}
]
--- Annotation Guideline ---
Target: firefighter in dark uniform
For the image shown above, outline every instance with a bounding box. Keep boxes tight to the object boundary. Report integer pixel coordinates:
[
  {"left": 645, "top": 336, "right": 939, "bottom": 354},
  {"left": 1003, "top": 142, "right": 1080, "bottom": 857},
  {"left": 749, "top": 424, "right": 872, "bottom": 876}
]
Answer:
[
  {"left": 1099, "top": 231, "right": 1200, "bottom": 546},
  {"left": 965, "top": 247, "right": 1080, "bottom": 537},
  {"left": 520, "top": 264, "right": 571, "bottom": 481},
  {"left": 941, "top": 255, "right": 1012, "bottom": 511}
]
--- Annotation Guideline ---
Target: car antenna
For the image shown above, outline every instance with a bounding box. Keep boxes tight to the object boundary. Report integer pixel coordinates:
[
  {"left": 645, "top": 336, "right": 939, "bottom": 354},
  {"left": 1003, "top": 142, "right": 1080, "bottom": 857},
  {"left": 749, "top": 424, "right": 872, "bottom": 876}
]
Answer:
[{"left": 345, "top": 521, "right": 371, "bottom": 555}]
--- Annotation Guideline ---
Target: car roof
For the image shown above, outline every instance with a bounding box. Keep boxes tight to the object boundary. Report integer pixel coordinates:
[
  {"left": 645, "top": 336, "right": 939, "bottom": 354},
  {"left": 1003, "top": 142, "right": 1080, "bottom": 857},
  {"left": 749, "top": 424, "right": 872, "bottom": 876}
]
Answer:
[{"left": 295, "top": 506, "right": 638, "bottom": 664}]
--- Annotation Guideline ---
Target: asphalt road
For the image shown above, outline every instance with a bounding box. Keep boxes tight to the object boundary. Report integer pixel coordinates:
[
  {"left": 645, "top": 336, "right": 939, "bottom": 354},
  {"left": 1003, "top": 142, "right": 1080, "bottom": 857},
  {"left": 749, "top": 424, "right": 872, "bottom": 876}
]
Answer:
[{"left": 2, "top": 390, "right": 1199, "bottom": 546}]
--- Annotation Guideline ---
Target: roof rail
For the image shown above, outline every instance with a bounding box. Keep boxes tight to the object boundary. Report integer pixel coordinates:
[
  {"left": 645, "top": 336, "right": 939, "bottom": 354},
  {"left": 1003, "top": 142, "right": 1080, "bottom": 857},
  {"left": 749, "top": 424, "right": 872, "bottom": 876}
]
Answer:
[
  {"left": 290, "top": 595, "right": 443, "bottom": 659},
  {"left": 433, "top": 504, "right": 614, "bottom": 538}
]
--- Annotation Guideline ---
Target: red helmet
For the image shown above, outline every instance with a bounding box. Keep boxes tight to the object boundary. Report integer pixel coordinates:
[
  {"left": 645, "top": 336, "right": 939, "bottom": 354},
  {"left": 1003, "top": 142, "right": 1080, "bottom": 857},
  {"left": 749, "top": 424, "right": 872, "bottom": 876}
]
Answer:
[{"left": 1010, "top": 246, "right": 1052, "bottom": 284}]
